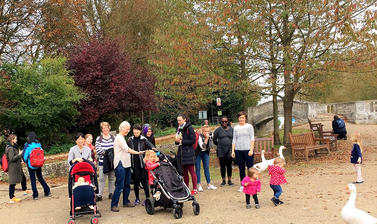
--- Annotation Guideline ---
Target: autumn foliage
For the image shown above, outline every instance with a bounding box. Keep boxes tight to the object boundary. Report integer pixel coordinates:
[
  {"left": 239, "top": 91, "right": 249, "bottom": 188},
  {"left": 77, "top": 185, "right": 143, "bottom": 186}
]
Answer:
[{"left": 68, "top": 38, "right": 156, "bottom": 126}]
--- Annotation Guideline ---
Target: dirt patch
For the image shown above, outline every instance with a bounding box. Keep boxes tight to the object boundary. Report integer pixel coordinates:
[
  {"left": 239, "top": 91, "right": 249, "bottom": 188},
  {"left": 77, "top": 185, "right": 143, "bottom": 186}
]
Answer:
[{"left": 0, "top": 122, "right": 376, "bottom": 224}]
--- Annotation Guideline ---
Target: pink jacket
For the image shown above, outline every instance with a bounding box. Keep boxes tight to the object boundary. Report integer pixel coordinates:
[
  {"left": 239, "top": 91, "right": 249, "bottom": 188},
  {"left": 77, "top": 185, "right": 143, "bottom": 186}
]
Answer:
[
  {"left": 145, "top": 160, "right": 160, "bottom": 185},
  {"left": 268, "top": 165, "right": 287, "bottom": 185},
  {"left": 241, "top": 176, "right": 261, "bottom": 195}
]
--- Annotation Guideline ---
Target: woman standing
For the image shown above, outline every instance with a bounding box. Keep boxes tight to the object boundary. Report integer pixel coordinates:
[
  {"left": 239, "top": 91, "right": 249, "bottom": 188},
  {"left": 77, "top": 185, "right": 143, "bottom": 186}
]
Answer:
[
  {"left": 68, "top": 133, "right": 93, "bottom": 165},
  {"left": 111, "top": 121, "right": 144, "bottom": 212},
  {"left": 213, "top": 115, "right": 234, "bottom": 186},
  {"left": 127, "top": 124, "right": 155, "bottom": 205},
  {"left": 175, "top": 113, "right": 198, "bottom": 195},
  {"left": 195, "top": 125, "right": 217, "bottom": 191},
  {"left": 231, "top": 111, "right": 255, "bottom": 192},
  {"left": 95, "top": 122, "right": 115, "bottom": 201},
  {"left": 84, "top": 134, "right": 97, "bottom": 165},
  {"left": 23, "top": 132, "right": 51, "bottom": 200},
  {"left": 6, "top": 134, "right": 30, "bottom": 203}
]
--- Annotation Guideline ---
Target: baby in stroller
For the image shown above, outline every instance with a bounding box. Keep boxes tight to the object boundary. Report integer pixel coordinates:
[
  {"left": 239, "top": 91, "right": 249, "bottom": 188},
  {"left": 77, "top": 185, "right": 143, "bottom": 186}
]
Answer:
[{"left": 68, "top": 161, "right": 100, "bottom": 224}]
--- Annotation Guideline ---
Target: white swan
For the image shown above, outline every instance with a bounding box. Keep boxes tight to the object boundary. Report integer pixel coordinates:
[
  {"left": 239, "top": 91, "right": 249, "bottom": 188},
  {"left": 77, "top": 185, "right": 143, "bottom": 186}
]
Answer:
[
  {"left": 341, "top": 183, "right": 377, "bottom": 224},
  {"left": 253, "top": 146, "right": 285, "bottom": 172}
]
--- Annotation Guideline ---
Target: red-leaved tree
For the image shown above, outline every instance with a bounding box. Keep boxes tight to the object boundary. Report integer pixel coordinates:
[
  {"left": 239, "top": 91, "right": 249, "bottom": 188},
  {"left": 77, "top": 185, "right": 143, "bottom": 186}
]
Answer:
[{"left": 68, "top": 38, "right": 156, "bottom": 126}]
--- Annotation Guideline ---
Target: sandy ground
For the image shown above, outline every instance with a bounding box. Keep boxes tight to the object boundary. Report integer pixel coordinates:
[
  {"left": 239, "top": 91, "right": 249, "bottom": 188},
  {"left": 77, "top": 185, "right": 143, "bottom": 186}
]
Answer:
[{"left": 1, "top": 121, "right": 377, "bottom": 224}]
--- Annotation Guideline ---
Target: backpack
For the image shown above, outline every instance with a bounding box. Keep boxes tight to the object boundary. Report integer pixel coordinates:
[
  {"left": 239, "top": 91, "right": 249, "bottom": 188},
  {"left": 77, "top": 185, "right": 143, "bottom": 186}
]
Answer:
[
  {"left": 187, "top": 128, "right": 199, "bottom": 150},
  {"left": 1, "top": 154, "right": 8, "bottom": 172},
  {"left": 336, "top": 119, "right": 345, "bottom": 128},
  {"left": 29, "top": 147, "right": 45, "bottom": 167}
]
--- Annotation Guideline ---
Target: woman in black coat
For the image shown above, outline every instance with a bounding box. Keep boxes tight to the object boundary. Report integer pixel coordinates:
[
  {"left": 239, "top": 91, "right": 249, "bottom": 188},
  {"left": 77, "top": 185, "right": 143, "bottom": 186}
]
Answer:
[
  {"left": 175, "top": 113, "right": 198, "bottom": 195},
  {"left": 6, "top": 134, "right": 30, "bottom": 203}
]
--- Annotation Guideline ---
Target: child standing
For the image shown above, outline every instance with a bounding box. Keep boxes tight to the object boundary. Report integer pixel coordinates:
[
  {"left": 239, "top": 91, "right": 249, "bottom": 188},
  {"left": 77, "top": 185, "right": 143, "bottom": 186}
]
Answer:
[
  {"left": 350, "top": 132, "right": 363, "bottom": 184},
  {"left": 268, "top": 157, "right": 287, "bottom": 206},
  {"left": 241, "top": 168, "right": 261, "bottom": 209}
]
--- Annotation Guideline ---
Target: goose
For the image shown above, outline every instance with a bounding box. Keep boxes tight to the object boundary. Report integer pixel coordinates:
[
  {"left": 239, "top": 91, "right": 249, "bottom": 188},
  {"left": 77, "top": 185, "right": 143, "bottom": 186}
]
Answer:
[
  {"left": 341, "top": 183, "right": 377, "bottom": 224},
  {"left": 253, "top": 146, "right": 285, "bottom": 172}
]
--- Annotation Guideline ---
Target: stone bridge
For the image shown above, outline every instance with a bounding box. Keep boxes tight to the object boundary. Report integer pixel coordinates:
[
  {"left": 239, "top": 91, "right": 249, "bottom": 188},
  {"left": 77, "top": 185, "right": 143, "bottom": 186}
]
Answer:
[{"left": 248, "top": 99, "right": 377, "bottom": 136}]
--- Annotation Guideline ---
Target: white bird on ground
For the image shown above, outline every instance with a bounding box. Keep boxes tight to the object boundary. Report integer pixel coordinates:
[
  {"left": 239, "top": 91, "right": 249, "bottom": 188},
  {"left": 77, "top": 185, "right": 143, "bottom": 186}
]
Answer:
[
  {"left": 341, "top": 183, "right": 377, "bottom": 224},
  {"left": 253, "top": 146, "right": 285, "bottom": 172}
]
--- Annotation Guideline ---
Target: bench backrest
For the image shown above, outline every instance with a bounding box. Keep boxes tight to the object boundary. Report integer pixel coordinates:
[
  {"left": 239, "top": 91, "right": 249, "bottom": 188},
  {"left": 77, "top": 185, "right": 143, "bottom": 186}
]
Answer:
[
  {"left": 289, "top": 132, "right": 315, "bottom": 146},
  {"left": 254, "top": 137, "right": 274, "bottom": 153}
]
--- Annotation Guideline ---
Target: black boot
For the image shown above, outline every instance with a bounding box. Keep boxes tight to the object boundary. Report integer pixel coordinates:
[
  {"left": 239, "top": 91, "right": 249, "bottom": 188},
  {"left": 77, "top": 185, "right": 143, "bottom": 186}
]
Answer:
[{"left": 271, "top": 197, "right": 279, "bottom": 206}]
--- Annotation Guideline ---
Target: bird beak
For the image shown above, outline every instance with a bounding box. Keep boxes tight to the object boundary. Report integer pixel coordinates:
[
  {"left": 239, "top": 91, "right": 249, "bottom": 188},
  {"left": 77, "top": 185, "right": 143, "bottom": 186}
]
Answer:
[{"left": 345, "top": 185, "right": 350, "bottom": 194}]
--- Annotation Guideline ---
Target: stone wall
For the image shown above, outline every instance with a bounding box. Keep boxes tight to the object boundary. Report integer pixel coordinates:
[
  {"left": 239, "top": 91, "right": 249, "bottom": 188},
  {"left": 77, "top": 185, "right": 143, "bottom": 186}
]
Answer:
[{"left": 328, "top": 100, "right": 377, "bottom": 124}]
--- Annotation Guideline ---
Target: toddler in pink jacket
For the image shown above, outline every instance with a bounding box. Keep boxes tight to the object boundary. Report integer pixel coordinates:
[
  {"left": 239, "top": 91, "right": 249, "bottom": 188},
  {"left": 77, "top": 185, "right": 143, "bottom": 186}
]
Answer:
[{"left": 241, "top": 168, "right": 261, "bottom": 209}]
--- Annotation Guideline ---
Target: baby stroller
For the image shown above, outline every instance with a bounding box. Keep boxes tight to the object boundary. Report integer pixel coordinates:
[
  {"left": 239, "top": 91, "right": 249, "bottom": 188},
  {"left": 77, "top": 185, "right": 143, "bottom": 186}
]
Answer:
[
  {"left": 144, "top": 151, "right": 200, "bottom": 219},
  {"left": 68, "top": 161, "right": 101, "bottom": 224}
]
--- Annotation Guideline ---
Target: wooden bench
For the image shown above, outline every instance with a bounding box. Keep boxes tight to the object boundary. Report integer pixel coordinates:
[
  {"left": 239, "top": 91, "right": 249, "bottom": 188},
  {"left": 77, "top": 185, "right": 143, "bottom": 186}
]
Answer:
[
  {"left": 289, "top": 132, "right": 330, "bottom": 161},
  {"left": 308, "top": 119, "right": 338, "bottom": 150},
  {"left": 254, "top": 137, "right": 275, "bottom": 160}
]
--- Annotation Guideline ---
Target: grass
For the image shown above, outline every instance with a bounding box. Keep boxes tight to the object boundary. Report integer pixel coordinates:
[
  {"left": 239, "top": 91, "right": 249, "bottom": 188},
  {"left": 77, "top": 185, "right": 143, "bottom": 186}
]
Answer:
[{"left": 154, "top": 124, "right": 212, "bottom": 137}]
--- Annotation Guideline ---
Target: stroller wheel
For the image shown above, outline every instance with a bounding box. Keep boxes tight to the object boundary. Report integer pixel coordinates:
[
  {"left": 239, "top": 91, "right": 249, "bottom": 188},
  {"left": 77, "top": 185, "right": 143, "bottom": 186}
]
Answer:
[
  {"left": 173, "top": 206, "right": 183, "bottom": 219},
  {"left": 145, "top": 197, "right": 155, "bottom": 215},
  {"left": 192, "top": 201, "right": 200, "bottom": 215},
  {"left": 90, "top": 216, "right": 99, "bottom": 224},
  {"left": 67, "top": 218, "right": 76, "bottom": 224}
]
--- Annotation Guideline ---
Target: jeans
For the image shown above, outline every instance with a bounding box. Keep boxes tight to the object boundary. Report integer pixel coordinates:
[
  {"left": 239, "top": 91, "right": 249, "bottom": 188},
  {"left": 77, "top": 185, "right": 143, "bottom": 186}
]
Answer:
[
  {"left": 270, "top": 184, "right": 283, "bottom": 199},
  {"left": 182, "top": 165, "right": 197, "bottom": 190},
  {"left": 195, "top": 151, "right": 211, "bottom": 184},
  {"left": 27, "top": 167, "right": 50, "bottom": 199},
  {"left": 235, "top": 150, "right": 254, "bottom": 182},
  {"left": 98, "top": 165, "right": 115, "bottom": 197},
  {"left": 219, "top": 157, "right": 232, "bottom": 179},
  {"left": 9, "top": 173, "right": 27, "bottom": 199},
  {"left": 111, "top": 162, "right": 131, "bottom": 208}
]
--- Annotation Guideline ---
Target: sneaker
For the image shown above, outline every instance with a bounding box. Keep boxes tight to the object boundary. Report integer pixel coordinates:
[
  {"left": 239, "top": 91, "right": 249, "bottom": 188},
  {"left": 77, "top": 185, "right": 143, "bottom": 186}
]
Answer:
[
  {"left": 246, "top": 204, "right": 251, "bottom": 209},
  {"left": 96, "top": 195, "right": 102, "bottom": 201},
  {"left": 9, "top": 197, "right": 21, "bottom": 203},
  {"left": 198, "top": 184, "right": 204, "bottom": 192},
  {"left": 108, "top": 193, "right": 113, "bottom": 199},
  {"left": 33, "top": 197, "right": 39, "bottom": 200},
  {"left": 191, "top": 189, "right": 198, "bottom": 196},
  {"left": 207, "top": 184, "right": 217, "bottom": 190},
  {"left": 134, "top": 199, "right": 140, "bottom": 206},
  {"left": 220, "top": 180, "right": 226, "bottom": 186},
  {"left": 238, "top": 186, "right": 244, "bottom": 192},
  {"left": 228, "top": 181, "right": 234, "bottom": 186},
  {"left": 23, "top": 190, "right": 32, "bottom": 196},
  {"left": 277, "top": 199, "right": 284, "bottom": 205},
  {"left": 271, "top": 197, "right": 278, "bottom": 206},
  {"left": 45, "top": 192, "right": 52, "bottom": 197},
  {"left": 111, "top": 206, "right": 120, "bottom": 212},
  {"left": 255, "top": 204, "right": 260, "bottom": 209},
  {"left": 123, "top": 202, "right": 135, "bottom": 207}
]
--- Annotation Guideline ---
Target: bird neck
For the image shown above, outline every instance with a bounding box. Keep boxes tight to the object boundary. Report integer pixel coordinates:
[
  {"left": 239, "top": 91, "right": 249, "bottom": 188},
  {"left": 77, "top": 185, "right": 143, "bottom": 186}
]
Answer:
[
  {"left": 346, "top": 190, "right": 356, "bottom": 208},
  {"left": 279, "top": 147, "right": 284, "bottom": 158}
]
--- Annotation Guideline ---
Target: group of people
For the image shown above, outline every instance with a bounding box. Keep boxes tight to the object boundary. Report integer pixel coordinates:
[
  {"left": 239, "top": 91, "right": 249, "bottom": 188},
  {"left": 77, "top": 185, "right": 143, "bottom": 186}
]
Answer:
[{"left": 4, "top": 132, "right": 51, "bottom": 203}]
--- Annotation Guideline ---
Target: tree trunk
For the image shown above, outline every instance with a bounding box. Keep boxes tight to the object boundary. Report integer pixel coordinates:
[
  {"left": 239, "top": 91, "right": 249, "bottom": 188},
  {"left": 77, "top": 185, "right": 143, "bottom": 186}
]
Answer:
[
  {"left": 283, "top": 90, "right": 294, "bottom": 145},
  {"left": 272, "top": 94, "right": 281, "bottom": 145}
]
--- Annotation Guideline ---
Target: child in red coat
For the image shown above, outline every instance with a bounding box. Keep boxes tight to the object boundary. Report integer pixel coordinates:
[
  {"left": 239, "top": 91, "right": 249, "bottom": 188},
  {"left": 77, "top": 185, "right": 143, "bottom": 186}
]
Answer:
[
  {"left": 241, "top": 168, "right": 261, "bottom": 209},
  {"left": 268, "top": 157, "right": 287, "bottom": 206},
  {"left": 144, "top": 150, "right": 160, "bottom": 185}
]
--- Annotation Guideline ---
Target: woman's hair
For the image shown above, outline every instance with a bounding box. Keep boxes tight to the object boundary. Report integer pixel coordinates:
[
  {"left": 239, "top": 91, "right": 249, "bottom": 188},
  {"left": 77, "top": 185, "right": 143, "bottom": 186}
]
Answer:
[
  {"left": 201, "top": 125, "right": 210, "bottom": 133},
  {"left": 274, "top": 157, "right": 285, "bottom": 165},
  {"left": 144, "top": 150, "right": 158, "bottom": 162},
  {"left": 143, "top": 126, "right": 152, "bottom": 136},
  {"left": 119, "top": 121, "right": 131, "bottom": 132},
  {"left": 27, "top": 131, "right": 38, "bottom": 144},
  {"left": 133, "top": 124, "right": 142, "bottom": 131},
  {"left": 177, "top": 113, "right": 189, "bottom": 122},
  {"left": 333, "top": 115, "right": 339, "bottom": 120},
  {"left": 100, "top": 121, "right": 111, "bottom": 131},
  {"left": 351, "top": 132, "right": 362, "bottom": 152},
  {"left": 237, "top": 111, "right": 248, "bottom": 119},
  {"left": 84, "top": 134, "right": 93, "bottom": 139},
  {"left": 247, "top": 167, "right": 259, "bottom": 178},
  {"left": 75, "top": 132, "right": 84, "bottom": 141},
  {"left": 7, "top": 134, "right": 17, "bottom": 143}
]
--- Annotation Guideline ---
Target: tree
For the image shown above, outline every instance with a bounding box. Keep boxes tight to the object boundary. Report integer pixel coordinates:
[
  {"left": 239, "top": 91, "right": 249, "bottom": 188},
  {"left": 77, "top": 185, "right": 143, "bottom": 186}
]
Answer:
[
  {"left": 0, "top": 57, "right": 84, "bottom": 144},
  {"left": 68, "top": 38, "right": 156, "bottom": 126},
  {"left": 0, "top": 0, "right": 41, "bottom": 63}
]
